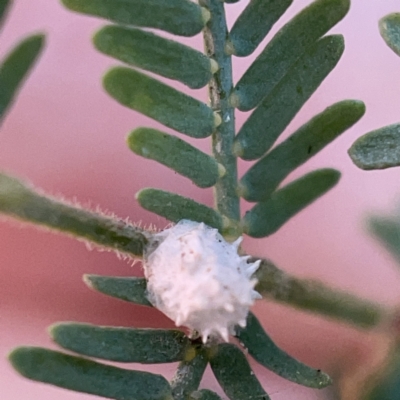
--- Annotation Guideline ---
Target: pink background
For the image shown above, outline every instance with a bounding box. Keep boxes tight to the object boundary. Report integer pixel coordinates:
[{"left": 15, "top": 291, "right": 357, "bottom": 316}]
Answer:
[{"left": 1, "top": 0, "right": 400, "bottom": 398}]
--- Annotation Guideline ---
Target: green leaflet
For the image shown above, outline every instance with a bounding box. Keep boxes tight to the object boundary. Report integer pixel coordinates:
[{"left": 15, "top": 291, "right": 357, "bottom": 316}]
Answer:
[
  {"left": 240, "top": 100, "right": 365, "bottom": 201},
  {"left": 243, "top": 169, "right": 340, "bottom": 238},
  {"left": 83, "top": 275, "right": 152, "bottom": 306},
  {"left": 368, "top": 216, "right": 400, "bottom": 265},
  {"left": 171, "top": 350, "right": 208, "bottom": 400},
  {"left": 61, "top": 0, "right": 208, "bottom": 37},
  {"left": 348, "top": 124, "right": 400, "bottom": 170},
  {"left": 137, "top": 188, "right": 224, "bottom": 231},
  {"left": 234, "top": 35, "right": 344, "bottom": 161},
  {"left": 235, "top": 312, "right": 332, "bottom": 388},
  {"left": 0, "top": 34, "right": 44, "bottom": 121},
  {"left": 9, "top": 347, "right": 173, "bottom": 400},
  {"left": 50, "top": 323, "right": 192, "bottom": 364},
  {"left": 128, "top": 128, "right": 222, "bottom": 188},
  {"left": 189, "top": 390, "right": 222, "bottom": 400},
  {"left": 229, "top": 0, "right": 292, "bottom": 57},
  {"left": 104, "top": 67, "right": 216, "bottom": 139},
  {"left": 232, "top": 0, "right": 350, "bottom": 111},
  {"left": 0, "top": 0, "right": 10, "bottom": 28},
  {"left": 0, "top": 173, "right": 148, "bottom": 257},
  {"left": 254, "top": 258, "right": 383, "bottom": 328},
  {"left": 94, "top": 26, "right": 214, "bottom": 89},
  {"left": 380, "top": 13, "right": 400, "bottom": 57},
  {"left": 209, "top": 344, "right": 270, "bottom": 400}
]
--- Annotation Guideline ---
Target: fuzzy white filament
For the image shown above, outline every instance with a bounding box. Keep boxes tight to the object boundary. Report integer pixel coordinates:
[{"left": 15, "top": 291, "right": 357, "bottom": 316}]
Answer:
[{"left": 143, "top": 220, "right": 261, "bottom": 343}]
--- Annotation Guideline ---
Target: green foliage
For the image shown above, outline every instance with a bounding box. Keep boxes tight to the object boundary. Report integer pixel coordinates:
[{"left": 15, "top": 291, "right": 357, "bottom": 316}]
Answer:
[
  {"left": 349, "top": 13, "right": 400, "bottom": 170},
  {"left": 232, "top": 0, "right": 350, "bottom": 111},
  {"left": 229, "top": 0, "right": 293, "bottom": 57},
  {"left": 209, "top": 344, "right": 270, "bottom": 400},
  {"left": 127, "top": 128, "right": 223, "bottom": 188},
  {"left": 50, "top": 324, "right": 193, "bottom": 363},
  {"left": 84, "top": 275, "right": 152, "bottom": 306},
  {"left": 243, "top": 169, "right": 340, "bottom": 238},
  {"left": 94, "top": 26, "right": 214, "bottom": 89},
  {"left": 0, "top": 0, "right": 10, "bottom": 26},
  {"left": 9, "top": 347, "right": 173, "bottom": 400},
  {"left": 349, "top": 124, "right": 400, "bottom": 170},
  {"left": 189, "top": 389, "right": 222, "bottom": 400},
  {"left": 104, "top": 67, "right": 217, "bottom": 138},
  {"left": 61, "top": 0, "right": 208, "bottom": 37},
  {"left": 137, "top": 188, "right": 224, "bottom": 231},
  {"left": 4, "top": 0, "right": 379, "bottom": 399},
  {"left": 369, "top": 214, "right": 400, "bottom": 264},
  {"left": 0, "top": 33, "right": 44, "bottom": 121},
  {"left": 364, "top": 348, "right": 400, "bottom": 400},
  {"left": 0, "top": 173, "right": 148, "bottom": 257},
  {"left": 234, "top": 35, "right": 345, "bottom": 161},
  {"left": 240, "top": 101, "right": 365, "bottom": 201},
  {"left": 235, "top": 312, "right": 331, "bottom": 388},
  {"left": 171, "top": 350, "right": 208, "bottom": 400},
  {"left": 380, "top": 13, "right": 400, "bottom": 57},
  {"left": 254, "top": 258, "right": 384, "bottom": 328}
]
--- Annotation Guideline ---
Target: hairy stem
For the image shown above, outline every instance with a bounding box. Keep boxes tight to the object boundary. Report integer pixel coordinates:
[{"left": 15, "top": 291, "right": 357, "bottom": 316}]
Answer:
[
  {"left": 202, "top": 0, "right": 240, "bottom": 236},
  {"left": 253, "top": 258, "right": 387, "bottom": 329},
  {"left": 0, "top": 173, "right": 149, "bottom": 257}
]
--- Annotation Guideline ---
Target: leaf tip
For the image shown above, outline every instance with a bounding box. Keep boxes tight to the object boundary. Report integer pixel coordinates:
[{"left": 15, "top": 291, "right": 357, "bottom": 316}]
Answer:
[
  {"left": 224, "top": 40, "right": 235, "bottom": 56},
  {"left": 232, "top": 139, "right": 244, "bottom": 158},
  {"left": 201, "top": 7, "right": 211, "bottom": 25},
  {"left": 214, "top": 112, "right": 222, "bottom": 128},
  {"left": 210, "top": 58, "right": 219, "bottom": 75},
  {"left": 217, "top": 163, "right": 226, "bottom": 178},
  {"left": 229, "top": 92, "right": 240, "bottom": 109}
]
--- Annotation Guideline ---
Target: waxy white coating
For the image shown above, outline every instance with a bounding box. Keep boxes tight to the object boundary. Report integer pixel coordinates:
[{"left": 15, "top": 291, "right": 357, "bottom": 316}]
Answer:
[{"left": 144, "top": 220, "right": 261, "bottom": 342}]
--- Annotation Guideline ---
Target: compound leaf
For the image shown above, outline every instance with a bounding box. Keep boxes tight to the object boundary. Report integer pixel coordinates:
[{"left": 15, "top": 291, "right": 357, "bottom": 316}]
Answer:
[
  {"left": 235, "top": 312, "right": 332, "bottom": 388},
  {"left": 128, "top": 128, "right": 222, "bottom": 188},
  {"left": 232, "top": 0, "right": 349, "bottom": 111},
  {"left": 61, "top": 0, "right": 208, "bottom": 37},
  {"left": 349, "top": 124, "right": 400, "bottom": 170},
  {"left": 50, "top": 323, "right": 192, "bottom": 364},
  {"left": 229, "top": 0, "right": 292, "bottom": 57},
  {"left": 171, "top": 350, "right": 208, "bottom": 400},
  {"left": 137, "top": 188, "right": 224, "bottom": 231},
  {"left": 9, "top": 347, "right": 172, "bottom": 400},
  {"left": 0, "top": 34, "right": 44, "bottom": 121},
  {"left": 0, "top": 173, "right": 148, "bottom": 257},
  {"left": 104, "top": 67, "right": 216, "bottom": 139},
  {"left": 234, "top": 35, "right": 344, "bottom": 160},
  {"left": 380, "top": 13, "right": 400, "bottom": 57},
  {"left": 243, "top": 169, "right": 340, "bottom": 238},
  {"left": 241, "top": 100, "right": 365, "bottom": 201},
  {"left": 84, "top": 275, "right": 152, "bottom": 306},
  {"left": 94, "top": 26, "right": 214, "bottom": 89},
  {"left": 209, "top": 343, "right": 270, "bottom": 400}
]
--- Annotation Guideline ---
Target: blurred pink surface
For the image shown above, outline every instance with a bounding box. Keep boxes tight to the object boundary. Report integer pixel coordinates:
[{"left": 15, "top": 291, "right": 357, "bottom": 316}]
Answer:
[{"left": 1, "top": 0, "right": 400, "bottom": 399}]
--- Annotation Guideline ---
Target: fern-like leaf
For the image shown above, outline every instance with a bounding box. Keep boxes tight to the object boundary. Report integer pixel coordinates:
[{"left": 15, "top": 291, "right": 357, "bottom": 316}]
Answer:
[
  {"left": 61, "top": 0, "right": 209, "bottom": 37},
  {"left": 10, "top": 347, "right": 173, "bottom": 400},
  {"left": 235, "top": 312, "right": 331, "bottom": 388},
  {"left": 50, "top": 324, "right": 193, "bottom": 363}
]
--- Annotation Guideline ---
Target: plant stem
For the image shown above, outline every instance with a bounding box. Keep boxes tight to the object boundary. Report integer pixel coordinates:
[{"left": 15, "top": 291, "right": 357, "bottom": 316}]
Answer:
[
  {"left": 253, "top": 258, "right": 387, "bottom": 329},
  {"left": 202, "top": 0, "right": 240, "bottom": 233},
  {"left": 0, "top": 173, "right": 149, "bottom": 257}
]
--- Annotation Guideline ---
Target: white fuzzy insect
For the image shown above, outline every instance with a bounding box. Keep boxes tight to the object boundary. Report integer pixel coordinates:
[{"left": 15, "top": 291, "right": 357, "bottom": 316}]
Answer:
[{"left": 143, "top": 220, "right": 261, "bottom": 343}]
